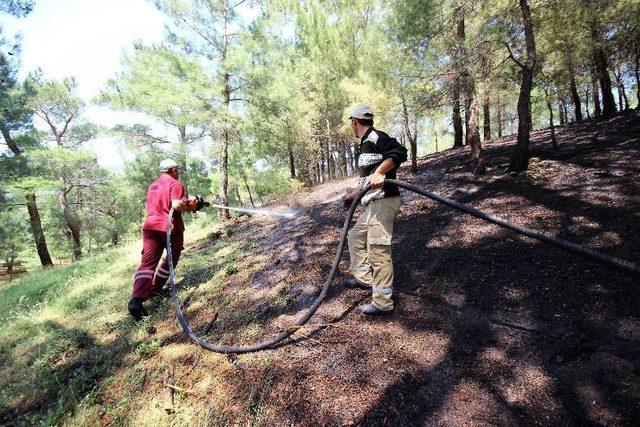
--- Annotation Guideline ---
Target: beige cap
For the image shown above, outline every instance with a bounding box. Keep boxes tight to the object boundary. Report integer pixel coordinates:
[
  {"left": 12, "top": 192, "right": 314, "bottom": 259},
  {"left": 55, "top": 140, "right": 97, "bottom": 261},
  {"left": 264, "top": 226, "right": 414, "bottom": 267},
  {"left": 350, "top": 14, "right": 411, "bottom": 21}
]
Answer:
[
  {"left": 349, "top": 104, "right": 374, "bottom": 120},
  {"left": 159, "top": 159, "right": 179, "bottom": 172}
]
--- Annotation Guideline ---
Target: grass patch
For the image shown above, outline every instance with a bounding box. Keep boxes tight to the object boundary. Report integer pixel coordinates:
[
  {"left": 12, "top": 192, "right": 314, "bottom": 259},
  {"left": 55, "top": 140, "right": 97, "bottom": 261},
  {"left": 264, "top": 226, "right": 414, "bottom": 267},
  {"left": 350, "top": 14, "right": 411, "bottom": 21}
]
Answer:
[{"left": 0, "top": 214, "right": 284, "bottom": 425}]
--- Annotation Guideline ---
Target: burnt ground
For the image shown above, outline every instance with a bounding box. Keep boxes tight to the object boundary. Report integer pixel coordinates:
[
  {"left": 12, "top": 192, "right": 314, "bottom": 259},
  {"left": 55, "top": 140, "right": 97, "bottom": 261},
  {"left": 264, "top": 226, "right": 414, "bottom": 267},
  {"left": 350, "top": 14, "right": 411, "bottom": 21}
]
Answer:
[{"left": 168, "top": 111, "right": 640, "bottom": 425}]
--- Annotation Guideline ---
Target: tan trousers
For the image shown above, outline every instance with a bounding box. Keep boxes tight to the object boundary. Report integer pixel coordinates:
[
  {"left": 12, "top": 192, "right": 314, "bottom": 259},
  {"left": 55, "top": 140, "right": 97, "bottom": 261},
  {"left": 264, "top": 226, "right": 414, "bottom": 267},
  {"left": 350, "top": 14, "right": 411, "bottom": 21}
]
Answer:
[{"left": 347, "top": 196, "right": 400, "bottom": 311}]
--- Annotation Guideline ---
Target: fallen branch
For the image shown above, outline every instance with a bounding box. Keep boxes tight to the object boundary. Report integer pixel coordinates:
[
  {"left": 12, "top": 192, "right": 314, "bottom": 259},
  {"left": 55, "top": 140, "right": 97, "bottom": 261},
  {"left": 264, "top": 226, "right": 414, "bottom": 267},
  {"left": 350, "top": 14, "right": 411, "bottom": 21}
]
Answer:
[
  {"left": 164, "top": 383, "right": 198, "bottom": 395},
  {"left": 163, "top": 374, "right": 175, "bottom": 414}
]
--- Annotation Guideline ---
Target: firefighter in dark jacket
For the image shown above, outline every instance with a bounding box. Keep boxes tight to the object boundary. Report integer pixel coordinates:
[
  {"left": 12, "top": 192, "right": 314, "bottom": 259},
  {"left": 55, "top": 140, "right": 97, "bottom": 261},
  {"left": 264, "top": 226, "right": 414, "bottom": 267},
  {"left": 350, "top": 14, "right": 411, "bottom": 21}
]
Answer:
[{"left": 343, "top": 104, "right": 408, "bottom": 316}]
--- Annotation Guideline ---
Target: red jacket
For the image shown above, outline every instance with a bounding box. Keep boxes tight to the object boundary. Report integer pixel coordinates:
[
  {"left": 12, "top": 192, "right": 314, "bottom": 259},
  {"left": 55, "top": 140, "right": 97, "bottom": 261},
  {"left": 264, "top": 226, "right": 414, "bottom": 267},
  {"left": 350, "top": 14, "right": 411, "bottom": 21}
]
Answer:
[{"left": 142, "top": 174, "right": 186, "bottom": 232}]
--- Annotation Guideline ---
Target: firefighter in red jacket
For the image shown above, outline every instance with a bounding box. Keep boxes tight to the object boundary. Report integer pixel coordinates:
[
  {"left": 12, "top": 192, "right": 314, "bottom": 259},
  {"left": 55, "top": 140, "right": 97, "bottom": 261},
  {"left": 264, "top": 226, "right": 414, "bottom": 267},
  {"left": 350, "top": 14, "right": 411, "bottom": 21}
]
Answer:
[{"left": 128, "top": 159, "right": 204, "bottom": 321}]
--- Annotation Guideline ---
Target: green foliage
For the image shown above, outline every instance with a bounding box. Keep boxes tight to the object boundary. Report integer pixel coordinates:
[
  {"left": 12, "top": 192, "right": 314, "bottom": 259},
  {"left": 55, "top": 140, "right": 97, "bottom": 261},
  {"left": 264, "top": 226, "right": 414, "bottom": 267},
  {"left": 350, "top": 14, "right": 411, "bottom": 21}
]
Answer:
[
  {"left": 97, "top": 46, "right": 214, "bottom": 139},
  {"left": 27, "top": 73, "right": 87, "bottom": 144},
  {"left": 0, "top": 205, "right": 30, "bottom": 273},
  {"left": 184, "top": 157, "right": 212, "bottom": 197},
  {"left": 252, "top": 167, "right": 305, "bottom": 202},
  {"left": 2, "top": 0, "right": 639, "bottom": 268}
]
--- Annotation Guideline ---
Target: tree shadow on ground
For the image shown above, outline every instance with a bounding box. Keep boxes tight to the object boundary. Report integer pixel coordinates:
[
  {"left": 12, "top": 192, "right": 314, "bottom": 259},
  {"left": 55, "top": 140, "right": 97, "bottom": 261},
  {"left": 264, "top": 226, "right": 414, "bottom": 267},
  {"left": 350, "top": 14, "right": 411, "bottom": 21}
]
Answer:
[
  {"left": 112, "top": 111, "right": 640, "bottom": 425},
  {"left": 0, "top": 318, "right": 139, "bottom": 424},
  {"left": 351, "top": 114, "right": 640, "bottom": 425}
]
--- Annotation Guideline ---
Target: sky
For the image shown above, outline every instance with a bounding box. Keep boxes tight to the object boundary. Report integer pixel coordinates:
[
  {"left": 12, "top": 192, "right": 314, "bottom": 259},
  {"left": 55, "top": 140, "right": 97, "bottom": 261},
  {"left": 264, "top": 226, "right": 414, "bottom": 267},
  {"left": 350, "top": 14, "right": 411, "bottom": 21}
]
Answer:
[{"left": 2, "top": 0, "right": 171, "bottom": 169}]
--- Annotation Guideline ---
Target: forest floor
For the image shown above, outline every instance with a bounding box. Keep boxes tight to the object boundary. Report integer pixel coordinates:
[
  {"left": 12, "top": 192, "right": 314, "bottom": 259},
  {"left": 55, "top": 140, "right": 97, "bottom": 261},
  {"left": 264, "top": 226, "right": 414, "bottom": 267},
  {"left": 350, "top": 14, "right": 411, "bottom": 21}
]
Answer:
[{"left": 1, "top": 110, "right": 639, "bottom": 426}]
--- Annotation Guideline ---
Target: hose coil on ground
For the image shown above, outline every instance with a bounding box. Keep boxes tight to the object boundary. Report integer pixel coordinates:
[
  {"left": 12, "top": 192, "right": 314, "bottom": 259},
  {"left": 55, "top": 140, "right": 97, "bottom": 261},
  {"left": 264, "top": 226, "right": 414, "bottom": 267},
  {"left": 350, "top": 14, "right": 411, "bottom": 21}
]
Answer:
[{"left": 166, "top": 180, "right": 640, "bottom": 354}]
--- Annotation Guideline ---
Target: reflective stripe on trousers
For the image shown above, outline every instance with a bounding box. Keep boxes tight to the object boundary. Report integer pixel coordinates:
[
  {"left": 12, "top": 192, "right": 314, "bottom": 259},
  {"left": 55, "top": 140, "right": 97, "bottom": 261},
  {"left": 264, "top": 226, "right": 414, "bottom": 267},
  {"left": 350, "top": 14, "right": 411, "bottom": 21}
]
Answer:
[{"left": 132, "top": 229, "right": 184, "bottom": 299}]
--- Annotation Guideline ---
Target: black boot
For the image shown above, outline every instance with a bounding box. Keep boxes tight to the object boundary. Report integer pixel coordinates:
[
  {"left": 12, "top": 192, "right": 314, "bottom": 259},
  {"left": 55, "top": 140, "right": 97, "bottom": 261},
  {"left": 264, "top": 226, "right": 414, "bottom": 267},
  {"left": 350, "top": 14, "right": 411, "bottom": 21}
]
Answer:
[
  {"left": 344, "top": 277, "right": 370, "bottom": 290},
  {"left": 128, "top": 297, "right": 148, "bottom": 321},
  {"left": 151, "top": 286, "right": 171, "bottom": 299},
  {"left": 358, "top": 303, "right": 393, "bottom": 316}
]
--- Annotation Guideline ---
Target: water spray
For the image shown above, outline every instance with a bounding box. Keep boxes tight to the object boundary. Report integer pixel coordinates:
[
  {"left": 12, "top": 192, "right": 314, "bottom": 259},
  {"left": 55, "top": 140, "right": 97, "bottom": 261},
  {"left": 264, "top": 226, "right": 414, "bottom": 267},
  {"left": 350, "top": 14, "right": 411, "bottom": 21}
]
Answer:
[{"left": 207, "top": 203, "right": 300, "bottom": 219}]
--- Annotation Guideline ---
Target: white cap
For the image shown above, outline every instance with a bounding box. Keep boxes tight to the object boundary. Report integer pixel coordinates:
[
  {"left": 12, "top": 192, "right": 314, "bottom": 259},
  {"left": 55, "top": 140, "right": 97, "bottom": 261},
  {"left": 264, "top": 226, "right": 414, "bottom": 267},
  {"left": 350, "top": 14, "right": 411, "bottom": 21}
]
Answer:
[
  {"left": 159, "top": 159, "right": 179, "bottom": 172},
  {"left": 349, "top": 104, "right": 374, "bottom": 120}
]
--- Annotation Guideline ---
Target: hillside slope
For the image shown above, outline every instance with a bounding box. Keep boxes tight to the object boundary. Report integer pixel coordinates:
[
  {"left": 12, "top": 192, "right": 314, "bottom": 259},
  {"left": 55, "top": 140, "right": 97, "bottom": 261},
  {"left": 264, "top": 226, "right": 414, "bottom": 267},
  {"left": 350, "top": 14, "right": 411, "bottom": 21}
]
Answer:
[{"left": 1, "top": 111, "right": 639, "bottom": 425}]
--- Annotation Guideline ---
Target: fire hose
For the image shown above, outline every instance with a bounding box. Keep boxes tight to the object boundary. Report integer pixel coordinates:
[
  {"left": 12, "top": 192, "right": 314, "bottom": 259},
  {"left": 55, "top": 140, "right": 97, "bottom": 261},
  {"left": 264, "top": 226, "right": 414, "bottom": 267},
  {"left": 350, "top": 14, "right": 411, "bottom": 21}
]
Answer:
[{"left": 166, "top": 179, "right": 640, "bottom": 354}]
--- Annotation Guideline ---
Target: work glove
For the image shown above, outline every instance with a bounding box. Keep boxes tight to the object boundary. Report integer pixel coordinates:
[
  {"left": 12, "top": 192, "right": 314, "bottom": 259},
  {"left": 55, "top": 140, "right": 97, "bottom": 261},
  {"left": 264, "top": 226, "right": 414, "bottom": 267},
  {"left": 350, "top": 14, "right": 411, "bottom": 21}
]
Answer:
[
  {"left": 342, "top": 190, "right": 357, "bottom": 210},
  {"left": 342, "top": 195, "right": 354, "bottom": 210},
  {"left": 187, "top": 195, "right": 207, "bottom": 212}
]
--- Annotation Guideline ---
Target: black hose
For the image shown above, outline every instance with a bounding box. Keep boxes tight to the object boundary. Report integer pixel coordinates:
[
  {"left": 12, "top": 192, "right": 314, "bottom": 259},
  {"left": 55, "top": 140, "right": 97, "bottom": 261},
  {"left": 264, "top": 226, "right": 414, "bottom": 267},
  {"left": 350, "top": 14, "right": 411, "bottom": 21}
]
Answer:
[
  {"left": 166, "top": 180, "right": 640, "bottom": 354},
  {"left": 386, "top": 179, "right": 640, "bottom": 276}
]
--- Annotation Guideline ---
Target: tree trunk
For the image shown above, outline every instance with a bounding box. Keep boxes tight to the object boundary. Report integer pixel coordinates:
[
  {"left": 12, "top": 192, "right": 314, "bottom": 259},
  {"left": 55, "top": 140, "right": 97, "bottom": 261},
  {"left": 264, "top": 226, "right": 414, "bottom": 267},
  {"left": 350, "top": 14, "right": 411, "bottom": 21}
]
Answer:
[
  {"left": 592, "top": 46, "right": 617, "bottom": 117},
  {"left": 464, "top": 96, "right": 470, "bottom": 146},
  {"left": 234, "top": 185, "right": 243, "bottom": 206},
  {"left": 345, "top": 139, "right": 354, "bottom": 175},
  {"left": 241, "top": 172, "right": 255, "bottom": 207},
  {"left": 589, "top": 4, "right": 617, "bottom": 118},
  {"left": 401, "top": 95, "right": 418, "bottom": 173},
  {"left": 338, "top": 139, "right": 348, "bottom": 177},
  {"left": 6, "top": 243, "right": 16, "bottom": 276},
  {"left": 287, "top": 141, "right": 295, "bottom": 178},
  {"left": 613, "top": 65, "right": 629, "bottom": 110},
  {"left": 483, "top": 92, "right": 491, "bottom": 141},
  {"left": 497, "top": 98, "right": 503, "bottom": 137},
  {"left": 460, "top": 17, "right": 469, "bottom": 146},
  {"left": 557, "top": 95, "right": 566, "bottom": 125},
  {"left": 332, "top": 141, "right": 340, "bottom": 179},
  {"left": 568, "top": 62, "right": 583, "bottom": 122},
  {"left": 353, "top": 139, "right": 360, "bottom": 167},
  {"left": 218, "top": 71, "right": 231, "bottom": 221},
  {"left": 325, "top": 138, "right": 336, "bottom": 180},
  {"left": 481, "top": 54, "right": 492, "bottom": 141},
  {"left": 465, "top": 83, "right": 485, "bottom": 174},
  {"left": 324, "top": 139, "right": 332, "bottom": 180},
  {"left": 635, "top": 52, "right": 640, "bottom": 109},
  {"left": 590, "top": 64, "right": 602, "bottom": 117},
  {"left": 452, "top": 82, "right": 464, "bottom": 148},
  {"left": 324, "top": 116, "right": 340, "bottom": 179},
  {"left": 457, "top": 16, "right": 485, "bottom": 174},
  {"left": 59, "top": 190, "right": 82, "bottom": 260},
  {"left": 219, "top": 13, "right": 231, "bottom": 221},
  {"left": 0, "top": 125, "right": 23, "bottom": 155},
  {"left": 1, "top": 123, "right": 54, "bottom": 267},
  {"left": 584, "top": 87, "right": 591, "bottom": 119},
  {"left": 25, "top": 192, "right": 54, "bottom": 266},
  {"left": 508, "top": 0, "right": 537, "bottom": 173},
  {"left": 297, "top": 162, "right": 312, "bottom": 187},
  {"left": 545, "top": 90, "right": 558, "bottom": 151},
  {"left": 319, "top": 140, "right": 326, "bottom": 182},
  {"left": 452, "top": 18, "right": 465, "bottom": 149},
  {"left": 616, "top": 80, "right": 623, "bottom": 110}
]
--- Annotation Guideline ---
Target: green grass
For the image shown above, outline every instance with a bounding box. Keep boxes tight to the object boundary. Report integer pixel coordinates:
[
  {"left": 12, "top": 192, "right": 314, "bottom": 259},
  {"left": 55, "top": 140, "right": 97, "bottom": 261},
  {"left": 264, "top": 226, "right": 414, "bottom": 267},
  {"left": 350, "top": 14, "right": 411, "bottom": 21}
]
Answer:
[{"left": 0, "top": 214, "right": 275, "bottom": 425}]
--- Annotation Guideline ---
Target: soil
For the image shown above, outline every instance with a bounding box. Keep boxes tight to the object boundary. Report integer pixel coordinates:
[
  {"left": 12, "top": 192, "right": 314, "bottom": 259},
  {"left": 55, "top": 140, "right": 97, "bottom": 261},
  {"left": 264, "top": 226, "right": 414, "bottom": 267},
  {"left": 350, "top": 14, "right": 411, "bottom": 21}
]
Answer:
[{"left": 180, "top": 111, "right": 640, "bottom": 425}]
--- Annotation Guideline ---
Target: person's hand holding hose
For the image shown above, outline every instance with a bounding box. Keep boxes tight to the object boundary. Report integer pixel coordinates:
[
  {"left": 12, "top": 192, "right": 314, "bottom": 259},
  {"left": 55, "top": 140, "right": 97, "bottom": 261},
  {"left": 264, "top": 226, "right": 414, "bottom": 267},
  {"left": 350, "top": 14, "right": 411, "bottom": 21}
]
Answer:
[
  {"left": 187, "top": 195, "right": 208, "bottom": 212},
  {"left": 342, "top": 188, "right": 360, "bottom": 210},
  {"left": 369, "top": 171, "right": 385, "bottom": 189}
]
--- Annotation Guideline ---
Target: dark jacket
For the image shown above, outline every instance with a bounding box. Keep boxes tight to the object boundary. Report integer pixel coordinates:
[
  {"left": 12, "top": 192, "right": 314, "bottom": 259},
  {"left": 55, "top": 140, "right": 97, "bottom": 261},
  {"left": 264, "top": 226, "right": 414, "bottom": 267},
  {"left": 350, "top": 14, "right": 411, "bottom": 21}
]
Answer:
[{"left": 358, "top": 127, "right": 408, "bottom": 197}]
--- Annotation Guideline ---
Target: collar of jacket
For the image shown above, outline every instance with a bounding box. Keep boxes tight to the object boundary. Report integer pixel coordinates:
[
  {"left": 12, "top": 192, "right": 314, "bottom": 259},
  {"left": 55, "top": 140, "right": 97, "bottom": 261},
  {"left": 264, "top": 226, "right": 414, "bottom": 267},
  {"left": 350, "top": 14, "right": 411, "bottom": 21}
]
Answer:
[{"left": 360, "top": 127, "right": 378, "bottom": 144}]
